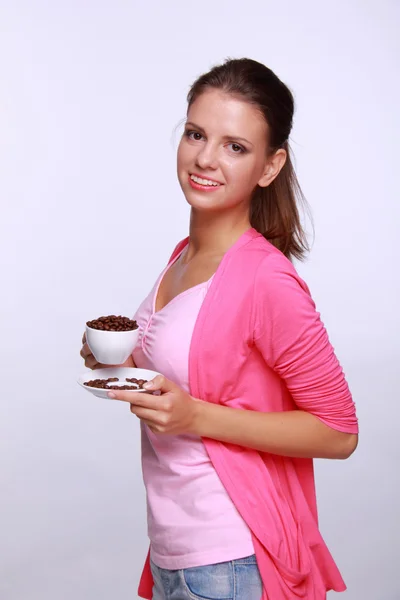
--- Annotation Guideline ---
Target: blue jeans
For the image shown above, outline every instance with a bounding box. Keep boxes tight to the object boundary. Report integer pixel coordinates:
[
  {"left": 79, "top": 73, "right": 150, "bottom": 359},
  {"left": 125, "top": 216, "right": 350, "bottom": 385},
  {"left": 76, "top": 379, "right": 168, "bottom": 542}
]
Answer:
[{"left": 150, "top": 554, "right": 263, "bottom": 600}]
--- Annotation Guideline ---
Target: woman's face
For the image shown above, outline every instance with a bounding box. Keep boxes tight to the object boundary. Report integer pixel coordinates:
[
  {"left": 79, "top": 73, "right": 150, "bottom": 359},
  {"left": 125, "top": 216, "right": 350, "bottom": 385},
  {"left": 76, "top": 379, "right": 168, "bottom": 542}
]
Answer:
[{"left": 177, "top": 89, "right": 272, "bottom": 214}]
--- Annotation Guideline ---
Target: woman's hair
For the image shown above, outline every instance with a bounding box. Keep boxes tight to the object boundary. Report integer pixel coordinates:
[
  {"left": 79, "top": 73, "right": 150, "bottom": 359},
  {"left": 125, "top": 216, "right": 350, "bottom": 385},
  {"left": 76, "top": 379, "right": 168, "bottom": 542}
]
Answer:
[{"left": 186, "top": 57, "right": 310, "bottom": 261}]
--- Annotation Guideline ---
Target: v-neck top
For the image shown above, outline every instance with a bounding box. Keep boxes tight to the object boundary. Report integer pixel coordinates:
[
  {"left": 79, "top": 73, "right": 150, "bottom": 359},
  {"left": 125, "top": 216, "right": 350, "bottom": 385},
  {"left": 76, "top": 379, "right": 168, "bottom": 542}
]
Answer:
[{"left": 132, "top": 249, "right": 254, "bottom": 570}]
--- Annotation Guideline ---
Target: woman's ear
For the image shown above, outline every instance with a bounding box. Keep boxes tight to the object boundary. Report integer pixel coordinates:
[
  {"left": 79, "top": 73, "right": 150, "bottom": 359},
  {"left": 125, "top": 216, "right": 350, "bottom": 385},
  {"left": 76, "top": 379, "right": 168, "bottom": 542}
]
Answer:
[{"left": 257, "top": 148, "right": 287, "bottom": 188}]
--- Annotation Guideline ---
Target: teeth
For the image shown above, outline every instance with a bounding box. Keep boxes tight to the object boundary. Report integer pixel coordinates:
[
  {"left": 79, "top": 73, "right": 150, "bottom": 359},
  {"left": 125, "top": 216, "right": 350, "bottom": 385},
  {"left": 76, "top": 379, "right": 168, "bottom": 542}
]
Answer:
[{"left": 190, "top": 174, "right": 220, "bottom": 186}]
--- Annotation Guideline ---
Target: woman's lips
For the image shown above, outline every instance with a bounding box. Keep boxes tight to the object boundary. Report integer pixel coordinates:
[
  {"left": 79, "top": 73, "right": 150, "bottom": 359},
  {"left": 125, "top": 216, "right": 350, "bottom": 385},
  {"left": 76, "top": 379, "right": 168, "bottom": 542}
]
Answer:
[
  {"left": 190, "top": 172, "right": 223, "bottom": 184},
  {"left": 188, "top": 175, "right": 223, "bottom": 192}
]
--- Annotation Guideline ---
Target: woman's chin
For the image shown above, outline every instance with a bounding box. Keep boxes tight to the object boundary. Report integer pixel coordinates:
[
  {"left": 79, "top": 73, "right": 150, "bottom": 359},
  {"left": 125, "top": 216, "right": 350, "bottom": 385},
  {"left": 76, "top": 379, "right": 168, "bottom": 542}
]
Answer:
[
  {"left": 184, "top": 196, "right": 226, "bottom": 213},
  {"left": 181, "top": 186, "right": 224, "bottom": 209}
]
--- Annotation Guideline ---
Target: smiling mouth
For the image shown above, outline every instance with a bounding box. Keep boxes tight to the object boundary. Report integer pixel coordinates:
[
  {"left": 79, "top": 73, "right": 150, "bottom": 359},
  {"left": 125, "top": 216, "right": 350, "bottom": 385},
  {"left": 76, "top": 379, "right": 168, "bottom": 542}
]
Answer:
[{"left": 189, "top": 173, "right": 223, "bottom": 187}]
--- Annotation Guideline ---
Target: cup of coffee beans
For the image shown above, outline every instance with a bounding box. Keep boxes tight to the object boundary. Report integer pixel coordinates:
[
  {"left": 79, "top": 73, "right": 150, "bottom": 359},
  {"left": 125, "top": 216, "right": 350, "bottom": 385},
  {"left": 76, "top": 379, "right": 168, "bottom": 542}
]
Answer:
[{"left": 85, "top": 315, "right": 139, "bottom": 365}]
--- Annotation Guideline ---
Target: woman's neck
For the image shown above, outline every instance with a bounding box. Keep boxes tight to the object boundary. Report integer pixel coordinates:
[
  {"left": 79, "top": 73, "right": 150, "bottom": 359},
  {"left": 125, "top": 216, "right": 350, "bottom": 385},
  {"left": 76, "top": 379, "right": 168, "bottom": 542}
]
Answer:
[{"left": 184, "top": 208, "right": 252, "bottom": 263}]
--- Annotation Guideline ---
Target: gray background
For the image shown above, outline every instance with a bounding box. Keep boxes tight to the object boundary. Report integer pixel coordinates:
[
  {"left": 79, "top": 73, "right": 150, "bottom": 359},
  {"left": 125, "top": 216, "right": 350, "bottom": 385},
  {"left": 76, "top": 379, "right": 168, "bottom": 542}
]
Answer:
[{"left": 0, "top": 1, "right": 399, "bottom": 599}]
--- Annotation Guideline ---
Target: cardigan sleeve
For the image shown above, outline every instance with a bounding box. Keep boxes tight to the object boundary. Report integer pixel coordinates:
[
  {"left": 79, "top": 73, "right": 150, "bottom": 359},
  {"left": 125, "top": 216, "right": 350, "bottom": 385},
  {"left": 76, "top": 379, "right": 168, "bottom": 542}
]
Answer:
[{"left": 253, "top": 253, "right": 358, "bottom": 434}]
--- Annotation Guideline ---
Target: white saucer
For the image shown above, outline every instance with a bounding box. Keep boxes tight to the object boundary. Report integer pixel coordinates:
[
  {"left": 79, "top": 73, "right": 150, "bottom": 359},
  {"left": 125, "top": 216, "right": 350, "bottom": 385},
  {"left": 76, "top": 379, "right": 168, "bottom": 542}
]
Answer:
[{"left": 77, "top": 367, "right": 160, "bottom": 399}]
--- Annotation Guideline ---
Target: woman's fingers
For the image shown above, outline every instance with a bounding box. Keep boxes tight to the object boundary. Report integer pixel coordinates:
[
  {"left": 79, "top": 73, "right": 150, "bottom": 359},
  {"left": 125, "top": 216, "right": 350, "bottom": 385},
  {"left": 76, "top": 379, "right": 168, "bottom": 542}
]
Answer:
[
  {"left": 84, "top": 355, "right": 99, "bottom": 369},
  {"left": 80, "top": 332, "right": 104, "bottom": 370},
  {"left": 107, "top": 390, "right": 160, "bottom": 406},
  {"left": 129, "top": 405, "right": 160, "bottom": 420},
  {"left": 80, "top": 346, "right": 101, "bottom": 369},
  {"left": 80, "top": 343, "right": 90, "bottom": 359}
]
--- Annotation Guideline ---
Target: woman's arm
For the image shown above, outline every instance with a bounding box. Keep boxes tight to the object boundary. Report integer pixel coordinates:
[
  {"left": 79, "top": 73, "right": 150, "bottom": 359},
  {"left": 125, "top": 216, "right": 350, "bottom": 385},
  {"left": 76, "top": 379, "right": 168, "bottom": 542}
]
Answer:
[
  {"left": 191, "top": 254, "right": 358, "bottom": 459},
  {"left": 226, "top": 253, "right": 359, "bottom": 459},
  {"left": 113, "top": 373, "right": 357, "bottom": 459},
  {"left": 193, "top": 401, "right": 358, "bottom": 459}
]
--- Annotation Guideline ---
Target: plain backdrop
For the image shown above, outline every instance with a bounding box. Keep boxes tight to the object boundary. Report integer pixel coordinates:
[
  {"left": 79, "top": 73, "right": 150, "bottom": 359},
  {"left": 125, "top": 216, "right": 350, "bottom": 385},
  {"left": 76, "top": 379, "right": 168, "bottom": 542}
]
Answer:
[{"left": 0, "top": 1, "right": 399, "bottom": 599}]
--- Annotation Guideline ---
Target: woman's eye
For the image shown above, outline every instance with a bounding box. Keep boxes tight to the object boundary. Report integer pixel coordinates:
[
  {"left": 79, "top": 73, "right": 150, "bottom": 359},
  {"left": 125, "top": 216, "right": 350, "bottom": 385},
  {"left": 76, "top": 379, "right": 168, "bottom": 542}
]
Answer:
[
  {"left": 229, "top": 143, "right": 245, "bottom": 154},
  {"left": 185, "top": 130, "right": 203, "bottom": 141}
]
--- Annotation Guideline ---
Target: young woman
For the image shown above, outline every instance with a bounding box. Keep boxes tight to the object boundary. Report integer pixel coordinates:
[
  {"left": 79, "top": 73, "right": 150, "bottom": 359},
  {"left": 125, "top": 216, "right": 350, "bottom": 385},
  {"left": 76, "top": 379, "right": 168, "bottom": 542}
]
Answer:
[{"left": 81, "top": 58, "right": 358, "bottom": 600}]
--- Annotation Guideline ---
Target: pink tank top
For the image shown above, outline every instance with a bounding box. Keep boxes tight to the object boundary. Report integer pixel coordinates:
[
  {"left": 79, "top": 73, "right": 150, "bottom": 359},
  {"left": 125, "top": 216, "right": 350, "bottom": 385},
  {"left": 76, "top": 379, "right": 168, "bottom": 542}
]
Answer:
[{"left": 132, "top": 252, "right": 254, "bottom": 570}]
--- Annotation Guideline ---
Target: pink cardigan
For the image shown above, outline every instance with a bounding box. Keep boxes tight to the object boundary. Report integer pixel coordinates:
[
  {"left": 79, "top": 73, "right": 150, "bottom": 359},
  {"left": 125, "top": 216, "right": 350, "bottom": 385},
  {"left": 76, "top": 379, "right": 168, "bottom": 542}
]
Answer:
[{"left": 137, "top": 228, "right": 358, "bottom": 600}]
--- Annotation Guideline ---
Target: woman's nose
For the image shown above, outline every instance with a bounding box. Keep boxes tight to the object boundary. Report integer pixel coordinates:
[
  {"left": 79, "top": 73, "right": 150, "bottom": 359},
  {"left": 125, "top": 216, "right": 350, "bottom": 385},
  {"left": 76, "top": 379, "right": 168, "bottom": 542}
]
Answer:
[{"left": 195, "top": 143, "right": 219, "bottom": 170}]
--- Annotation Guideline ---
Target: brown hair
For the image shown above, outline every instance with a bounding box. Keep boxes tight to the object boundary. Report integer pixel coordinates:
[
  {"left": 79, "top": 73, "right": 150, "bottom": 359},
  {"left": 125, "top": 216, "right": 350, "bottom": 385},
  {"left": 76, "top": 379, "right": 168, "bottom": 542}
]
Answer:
[{"left": 186, "top": 57, "right": 311, "bottom": 261}]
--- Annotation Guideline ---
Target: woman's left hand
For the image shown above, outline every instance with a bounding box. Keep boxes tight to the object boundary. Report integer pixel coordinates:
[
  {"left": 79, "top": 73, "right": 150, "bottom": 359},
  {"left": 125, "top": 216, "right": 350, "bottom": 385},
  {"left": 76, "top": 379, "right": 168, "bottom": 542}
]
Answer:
[{"left": 107, "top": 375, "right": 202, "bottom": 435}]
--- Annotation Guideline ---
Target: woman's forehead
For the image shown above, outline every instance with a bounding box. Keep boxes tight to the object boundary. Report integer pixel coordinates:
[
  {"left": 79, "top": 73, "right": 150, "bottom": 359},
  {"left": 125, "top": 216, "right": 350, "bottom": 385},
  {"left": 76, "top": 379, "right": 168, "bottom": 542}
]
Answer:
[{"left": 187, "top": 90, "right": 267, "bottom": 140}]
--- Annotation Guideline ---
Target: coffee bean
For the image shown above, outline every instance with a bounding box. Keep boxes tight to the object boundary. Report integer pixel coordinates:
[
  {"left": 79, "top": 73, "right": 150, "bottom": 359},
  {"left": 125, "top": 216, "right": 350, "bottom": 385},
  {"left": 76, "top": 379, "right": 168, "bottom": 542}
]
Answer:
[
  {"left": 107, "top": 385, "right": 140, "bottom": 390},
  {"left": 84, "top": 377, "right": 148, "bottom": 390},
  {"left": 86, "top": 315, "right": 138, "bottom": 332}
]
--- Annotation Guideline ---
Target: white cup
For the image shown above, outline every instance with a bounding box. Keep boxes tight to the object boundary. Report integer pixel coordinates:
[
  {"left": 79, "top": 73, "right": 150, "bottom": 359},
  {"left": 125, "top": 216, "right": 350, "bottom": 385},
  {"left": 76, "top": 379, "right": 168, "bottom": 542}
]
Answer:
[{"left": 85, "top": 325, "right": 140, "bottom": 365}]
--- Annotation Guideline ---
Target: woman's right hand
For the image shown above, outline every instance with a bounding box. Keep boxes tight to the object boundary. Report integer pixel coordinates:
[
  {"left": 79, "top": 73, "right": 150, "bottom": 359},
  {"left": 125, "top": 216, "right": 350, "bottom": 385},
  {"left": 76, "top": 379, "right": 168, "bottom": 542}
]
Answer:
[{"left": 80, "top": 332, "right": 135, "bottom": 369}]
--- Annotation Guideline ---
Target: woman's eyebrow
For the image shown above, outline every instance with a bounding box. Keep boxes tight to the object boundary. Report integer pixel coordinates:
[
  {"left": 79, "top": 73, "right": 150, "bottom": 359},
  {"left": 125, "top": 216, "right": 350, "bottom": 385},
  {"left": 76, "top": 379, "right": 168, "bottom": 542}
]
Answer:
[{"left": 185, "top": 121, "right": 253, "bottom": 147}]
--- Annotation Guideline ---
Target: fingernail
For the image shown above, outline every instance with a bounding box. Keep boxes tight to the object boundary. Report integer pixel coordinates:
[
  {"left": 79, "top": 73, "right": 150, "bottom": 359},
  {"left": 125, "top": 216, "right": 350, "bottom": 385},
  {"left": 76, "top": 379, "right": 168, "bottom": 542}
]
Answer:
[
  {"left": 143, "top": 382, "right": 154, "bottom": 389},
  {"left": 107, "top": 392, "right": 116, "bottom": 399}
]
